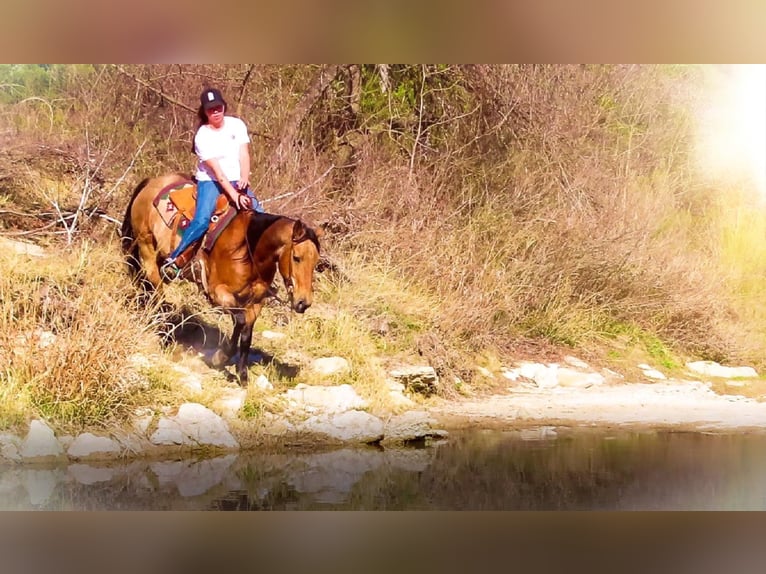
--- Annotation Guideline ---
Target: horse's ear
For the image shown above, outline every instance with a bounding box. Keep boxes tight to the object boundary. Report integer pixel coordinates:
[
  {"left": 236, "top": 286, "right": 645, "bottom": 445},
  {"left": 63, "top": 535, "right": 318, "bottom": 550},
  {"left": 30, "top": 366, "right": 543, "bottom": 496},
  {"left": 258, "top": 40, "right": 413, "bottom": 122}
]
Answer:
[{"left": 292, "top": 220, "right": 308, "bottom": 243}]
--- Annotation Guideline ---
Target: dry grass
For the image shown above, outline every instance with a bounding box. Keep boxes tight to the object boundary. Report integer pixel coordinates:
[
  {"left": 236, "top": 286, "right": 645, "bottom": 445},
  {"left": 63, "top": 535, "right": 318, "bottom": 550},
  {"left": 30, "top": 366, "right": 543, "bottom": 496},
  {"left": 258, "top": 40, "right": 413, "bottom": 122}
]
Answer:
[{"left": 0, "top": 239, "right": 163, "bottom": 431}]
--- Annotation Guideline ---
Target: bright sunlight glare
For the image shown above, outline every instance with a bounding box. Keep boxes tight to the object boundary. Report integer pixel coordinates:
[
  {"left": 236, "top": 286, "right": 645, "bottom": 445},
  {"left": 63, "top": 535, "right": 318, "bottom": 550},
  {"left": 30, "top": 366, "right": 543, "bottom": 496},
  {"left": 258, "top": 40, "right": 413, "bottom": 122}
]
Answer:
[{"left": 695, "top": 64, "right": 766, "bottom": 198}]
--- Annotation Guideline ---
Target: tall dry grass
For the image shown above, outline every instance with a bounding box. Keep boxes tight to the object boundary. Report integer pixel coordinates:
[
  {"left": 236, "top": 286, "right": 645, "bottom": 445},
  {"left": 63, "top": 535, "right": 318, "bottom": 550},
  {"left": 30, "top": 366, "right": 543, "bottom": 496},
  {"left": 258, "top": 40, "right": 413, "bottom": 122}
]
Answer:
[{"left": 0, "top": 239, "right": 163, "bottom": 430}]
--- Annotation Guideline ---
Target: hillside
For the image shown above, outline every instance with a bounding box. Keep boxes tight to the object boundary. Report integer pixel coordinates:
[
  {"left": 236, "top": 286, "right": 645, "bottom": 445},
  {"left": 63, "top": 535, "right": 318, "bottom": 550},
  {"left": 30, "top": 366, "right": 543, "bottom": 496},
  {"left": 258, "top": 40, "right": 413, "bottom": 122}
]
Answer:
[{"left": 2, "top": 64, "right": 766, "bottom": 433}]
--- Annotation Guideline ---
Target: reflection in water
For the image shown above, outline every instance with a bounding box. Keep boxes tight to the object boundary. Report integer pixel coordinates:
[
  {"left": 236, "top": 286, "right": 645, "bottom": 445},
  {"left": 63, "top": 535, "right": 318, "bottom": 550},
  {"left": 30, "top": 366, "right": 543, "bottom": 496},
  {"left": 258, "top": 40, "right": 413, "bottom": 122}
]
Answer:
[{"left": 1, "top": 429, "right": 766, "bottom": 510}]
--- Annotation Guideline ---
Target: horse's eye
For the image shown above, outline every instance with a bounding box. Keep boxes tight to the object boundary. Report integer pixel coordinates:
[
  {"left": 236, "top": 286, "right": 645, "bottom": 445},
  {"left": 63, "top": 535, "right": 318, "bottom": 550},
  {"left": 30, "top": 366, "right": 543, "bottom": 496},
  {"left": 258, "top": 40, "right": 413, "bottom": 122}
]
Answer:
[{"left": 293, "top": 255, "right": 301, "bottom": 263}]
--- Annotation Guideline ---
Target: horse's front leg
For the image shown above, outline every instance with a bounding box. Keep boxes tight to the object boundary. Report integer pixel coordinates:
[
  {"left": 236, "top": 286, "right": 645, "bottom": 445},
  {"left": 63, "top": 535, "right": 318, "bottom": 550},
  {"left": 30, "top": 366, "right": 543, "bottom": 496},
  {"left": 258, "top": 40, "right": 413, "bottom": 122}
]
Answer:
[
  {"left": 211, "top": 309, "right": 245, "bottom": 370},
  {"left": 235, "top": 303, "right": 263, "bottom": 385}
]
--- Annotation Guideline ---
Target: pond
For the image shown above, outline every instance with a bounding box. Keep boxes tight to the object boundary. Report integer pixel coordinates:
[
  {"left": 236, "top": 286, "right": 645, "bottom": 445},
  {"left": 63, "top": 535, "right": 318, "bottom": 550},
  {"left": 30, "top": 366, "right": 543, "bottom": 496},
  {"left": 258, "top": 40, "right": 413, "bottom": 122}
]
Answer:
[{"left": 1, "top": 428, "right": 765, "bottom": 510}]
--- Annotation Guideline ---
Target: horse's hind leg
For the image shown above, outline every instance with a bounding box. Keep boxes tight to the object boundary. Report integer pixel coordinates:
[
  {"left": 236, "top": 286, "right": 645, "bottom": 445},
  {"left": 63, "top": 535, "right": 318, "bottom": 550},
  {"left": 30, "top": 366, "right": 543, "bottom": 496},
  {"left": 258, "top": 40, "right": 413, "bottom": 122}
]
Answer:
[{"left": 137, "top": 240, "right": 163, "bottom": 289}]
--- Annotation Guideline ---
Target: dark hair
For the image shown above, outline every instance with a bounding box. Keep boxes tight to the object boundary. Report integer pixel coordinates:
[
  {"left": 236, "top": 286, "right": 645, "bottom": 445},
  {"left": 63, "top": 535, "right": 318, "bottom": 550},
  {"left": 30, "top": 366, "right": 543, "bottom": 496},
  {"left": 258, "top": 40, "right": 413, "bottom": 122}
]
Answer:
[{"left": 192, "top": 89, "right": 228, "bottom": 152}]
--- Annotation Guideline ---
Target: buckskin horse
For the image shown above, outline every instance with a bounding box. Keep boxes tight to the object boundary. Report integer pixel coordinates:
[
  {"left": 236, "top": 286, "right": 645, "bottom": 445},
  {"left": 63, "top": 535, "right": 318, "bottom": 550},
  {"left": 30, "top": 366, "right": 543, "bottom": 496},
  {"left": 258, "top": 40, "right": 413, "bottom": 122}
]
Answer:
[{"left": 121, "top": 173, "right": 322, "bottom": 385}]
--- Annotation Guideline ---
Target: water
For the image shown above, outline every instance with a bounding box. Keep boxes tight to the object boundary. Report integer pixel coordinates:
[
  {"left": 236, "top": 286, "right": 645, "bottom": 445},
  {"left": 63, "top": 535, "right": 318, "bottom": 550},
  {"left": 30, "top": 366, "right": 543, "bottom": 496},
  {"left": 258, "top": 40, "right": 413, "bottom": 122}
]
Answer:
[{"left": 2, "top": 428, "right": 766, "bottom": 510}]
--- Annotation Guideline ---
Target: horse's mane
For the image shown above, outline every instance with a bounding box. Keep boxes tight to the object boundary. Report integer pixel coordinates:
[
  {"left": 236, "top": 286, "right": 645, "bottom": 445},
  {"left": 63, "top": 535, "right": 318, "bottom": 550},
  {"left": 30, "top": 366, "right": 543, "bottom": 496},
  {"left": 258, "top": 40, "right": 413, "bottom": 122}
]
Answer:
[{"left": 246, "top": 211, "right": 321, "bottom": 252}]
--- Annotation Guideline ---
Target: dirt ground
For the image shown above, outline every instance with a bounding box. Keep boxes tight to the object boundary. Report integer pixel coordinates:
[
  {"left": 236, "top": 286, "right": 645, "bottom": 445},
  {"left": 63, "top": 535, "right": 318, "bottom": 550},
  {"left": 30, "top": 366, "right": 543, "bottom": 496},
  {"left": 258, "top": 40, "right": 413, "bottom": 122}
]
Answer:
[{"left": 428, "top": 380, "right": 766, "bottom": 433}]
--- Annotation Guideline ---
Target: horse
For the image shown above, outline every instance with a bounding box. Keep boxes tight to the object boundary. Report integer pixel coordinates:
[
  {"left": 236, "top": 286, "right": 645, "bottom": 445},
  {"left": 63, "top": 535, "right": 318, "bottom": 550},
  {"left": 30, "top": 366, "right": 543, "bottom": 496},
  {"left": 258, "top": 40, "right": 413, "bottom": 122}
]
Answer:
[{"left": 121, "top": 173, "right": 322, "bottom": 385}]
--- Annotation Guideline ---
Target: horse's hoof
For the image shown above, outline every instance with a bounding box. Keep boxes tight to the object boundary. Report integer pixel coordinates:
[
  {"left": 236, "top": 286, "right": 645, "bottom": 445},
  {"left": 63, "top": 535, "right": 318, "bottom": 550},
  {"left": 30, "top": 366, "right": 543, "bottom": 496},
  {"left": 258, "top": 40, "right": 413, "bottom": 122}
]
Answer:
[{"left": 237, "top": 373, "right": 249, "bottom": 387}]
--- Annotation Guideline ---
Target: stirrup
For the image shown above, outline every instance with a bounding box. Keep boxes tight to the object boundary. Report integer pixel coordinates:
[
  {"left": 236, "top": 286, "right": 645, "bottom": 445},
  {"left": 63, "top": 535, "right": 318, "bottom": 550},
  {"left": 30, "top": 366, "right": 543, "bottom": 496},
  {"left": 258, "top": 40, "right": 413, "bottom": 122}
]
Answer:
[{"left": 160, "top": 259, "right": 181, "bottom": 282}]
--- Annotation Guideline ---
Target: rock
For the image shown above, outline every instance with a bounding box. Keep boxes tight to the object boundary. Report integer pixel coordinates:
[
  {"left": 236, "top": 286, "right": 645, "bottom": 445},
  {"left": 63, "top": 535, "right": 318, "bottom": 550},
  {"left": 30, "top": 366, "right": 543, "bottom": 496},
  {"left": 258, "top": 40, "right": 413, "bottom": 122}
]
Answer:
[
  {"left": 556, "top": 367, "right": 606, "bottom": 387},
  {"left": 389, "top": 366, "right": 439, "bottom": 396},
  {"left": 150, "top": 403, "right": 238, "bottom": 449},
  {"left": 19, "top": 420, "right": 64, "bottom": 461},
  {"left": 476, "top": 366, "right": 495, "bottom": 379},
  {"left": 0, "top": 433, "right": 21, "bottom": 462},
  {"left": 564, "top": 356, "right": 590, "bottom": 369},
  {"left": 0, "top": 237, "right": 46, "bottom": 257},
  {"left": 132, "top": 414, "right": 153, "bottom": 436},
  {"left": 501, "top": 368, "right": 520, "bottom": 381},
  {"left": 179, "top": 373, "right": 203, "bottom": 392},
  {"left": 310, "top": 357, "right": 351, "bottom": 376},
  {"left": 389, "top": 390, "right": 416, "bottom": 408},
  {"left": 299, "top": 410, "right": 384, "bottom": 443},
  {"left": 641, "top": 368, "right": 667, "bottom": 380},
  {"left": 514, "top": 362, "right": 559, "bottom": 388},
  {"left": 213, "top": 388, "right": 247, "bottom": 419},
  {"left": 67, "top": 433, "right": 122, "bottom": 459},
  {"left": 254, "top": 374, "right": 274, "bottom": 391},
  {"left": 285, "top": 383, "right": 367, "bottom": 413},
  {"left": 381, "top": 411, "right": 448, "bottom": 445},
  {"left": 686, "top": 361, "right": 758, "bottom": 379},
  {"left": 261, "top": 330, "right": 286, "bottom": 340}
]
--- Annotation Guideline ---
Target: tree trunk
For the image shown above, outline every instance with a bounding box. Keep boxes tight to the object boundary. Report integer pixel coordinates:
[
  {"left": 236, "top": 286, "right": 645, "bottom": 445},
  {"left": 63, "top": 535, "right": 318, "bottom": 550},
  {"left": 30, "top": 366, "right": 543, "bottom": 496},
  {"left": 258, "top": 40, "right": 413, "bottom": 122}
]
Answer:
[{"left": 270, "top": 64, "right": 340, "bottom": 170}]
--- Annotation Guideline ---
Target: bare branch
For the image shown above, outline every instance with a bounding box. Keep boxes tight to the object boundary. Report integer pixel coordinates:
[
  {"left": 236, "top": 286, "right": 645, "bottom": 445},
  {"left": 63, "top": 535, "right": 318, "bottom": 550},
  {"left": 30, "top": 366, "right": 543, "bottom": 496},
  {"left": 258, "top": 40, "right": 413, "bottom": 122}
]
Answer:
[{"left": 111, "top": 65, "right": 197, "bottom": 113}]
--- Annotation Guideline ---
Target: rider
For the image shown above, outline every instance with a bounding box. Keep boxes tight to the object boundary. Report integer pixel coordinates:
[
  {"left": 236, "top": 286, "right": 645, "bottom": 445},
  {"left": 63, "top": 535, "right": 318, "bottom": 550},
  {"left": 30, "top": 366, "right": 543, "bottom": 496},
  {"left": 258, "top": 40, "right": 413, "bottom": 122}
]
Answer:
[{"left": 161, "top": 87, "right": 264, "bottom": 281}]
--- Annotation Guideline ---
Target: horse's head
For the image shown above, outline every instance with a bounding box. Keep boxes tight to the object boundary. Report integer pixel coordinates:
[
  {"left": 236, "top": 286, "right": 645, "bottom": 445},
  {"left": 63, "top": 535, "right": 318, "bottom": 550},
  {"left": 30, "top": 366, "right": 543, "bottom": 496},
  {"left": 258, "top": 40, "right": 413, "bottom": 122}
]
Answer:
[{"left": 280, "top": 220, "right": 322, "bottom": 313}]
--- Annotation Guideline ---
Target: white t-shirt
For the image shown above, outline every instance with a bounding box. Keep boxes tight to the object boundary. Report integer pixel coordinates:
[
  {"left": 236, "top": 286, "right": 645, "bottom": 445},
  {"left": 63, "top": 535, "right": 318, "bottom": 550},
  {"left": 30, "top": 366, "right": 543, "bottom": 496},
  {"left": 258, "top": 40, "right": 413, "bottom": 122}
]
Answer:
[{"left": 194, "top": 116, "right": 250, "bottom": 182}]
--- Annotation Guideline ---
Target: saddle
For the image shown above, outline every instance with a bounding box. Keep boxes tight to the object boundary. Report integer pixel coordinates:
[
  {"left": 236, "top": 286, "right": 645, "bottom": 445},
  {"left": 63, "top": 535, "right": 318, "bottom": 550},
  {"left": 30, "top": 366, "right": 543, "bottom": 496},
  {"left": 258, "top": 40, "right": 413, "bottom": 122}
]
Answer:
[{"left": 152, "top": 179, "right": 238, "bottom": 264}]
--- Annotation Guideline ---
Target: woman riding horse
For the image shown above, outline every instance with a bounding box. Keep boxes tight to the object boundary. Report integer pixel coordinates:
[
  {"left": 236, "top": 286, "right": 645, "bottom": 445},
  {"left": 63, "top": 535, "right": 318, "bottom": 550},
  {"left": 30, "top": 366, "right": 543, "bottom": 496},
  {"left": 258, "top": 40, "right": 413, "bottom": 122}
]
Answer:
[
  {"left": 162, "top": 87, "right": 264, "bottom": 281},
  {"left": 122, "top": 173, "right": 321, "bottom": 385}
]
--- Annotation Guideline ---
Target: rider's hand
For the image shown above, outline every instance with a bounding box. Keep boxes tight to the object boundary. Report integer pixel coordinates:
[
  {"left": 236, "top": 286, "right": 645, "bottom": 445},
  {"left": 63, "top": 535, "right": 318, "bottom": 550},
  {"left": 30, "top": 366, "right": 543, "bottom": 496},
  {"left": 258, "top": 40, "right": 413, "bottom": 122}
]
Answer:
[{"left": 237, "top": 193, "right": 252, "bottom": 210}]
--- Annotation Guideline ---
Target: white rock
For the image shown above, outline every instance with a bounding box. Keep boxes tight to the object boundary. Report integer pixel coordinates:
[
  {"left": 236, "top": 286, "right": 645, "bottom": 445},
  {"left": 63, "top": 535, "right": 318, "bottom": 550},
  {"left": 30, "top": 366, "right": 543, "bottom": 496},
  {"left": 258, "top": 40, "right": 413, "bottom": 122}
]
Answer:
[
  {"left": 213, "top": 388, "right": 247, "bottom": 419},
  {"left": 285, "top": 383, "right": 367, "bottom": 414},
  {"left": 67, "top": 433, "right": 122, "bottom": 459},
  {"left": 179, "top": 374, "right": 203, "bottom": 392},
  {"left": 132, "top": 415, "right": 153, "bottom": 436},
  {"left": 299, "top": 410, "right": 384, "bottom": 443},
  {"left": 476, "top": 366, "right": 495, "bottom": 378},
  {"left": 501, "top": 368, "right": 520, "bottom": 381},
  {"left": 0, "top": 433, "right": 21, "bottom": 462},
  {"left": 150, "top": 403, "right": 238, "bottom": 449},
  {"left": 642, "top": 368, "right": 667, "bottom": 380},
  {"left": 0, "top": 237, "right": 46, "bottom": 257},
  {"left": 150, "top": 418, "right": 186, "bottom": 446},
  {"left": 515, "top": 362, "right": 559, "bottom": 388},
  {"left": 389, "top": 390, "right": 416, "bottom": 408},
  {"left": 556, "top": 367, "right": 606, "bottom": 387},
  {"left": 20, "top": 420, "right": 64, "bottom": 460},
  {"left": 382, "top": 411, "right": 445, "bottom": 444},
  {"left": 387, "top": 380, "right": 406, "bottom": 393},
  {"left": 564, "top": 356, "right": 590, "bottom": 369},
  {"left": 261, "top": 330, "right": 286, "bottom": 340},
  {"left": 254, "top": 374, "right": 274, "bottom": 391},
  {"left": 686, "top": 361, "right": 758, "bottom": 379},
  {"left": 310, "top": 356, "right": 351, "bottom": 376}
]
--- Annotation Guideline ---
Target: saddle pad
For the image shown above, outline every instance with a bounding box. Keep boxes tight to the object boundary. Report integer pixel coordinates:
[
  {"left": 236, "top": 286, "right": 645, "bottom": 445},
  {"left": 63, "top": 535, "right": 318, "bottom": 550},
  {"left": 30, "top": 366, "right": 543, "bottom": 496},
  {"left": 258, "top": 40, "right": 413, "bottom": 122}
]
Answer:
[{"left": 153, "top": 180, "right": 194, "bottom": 228}]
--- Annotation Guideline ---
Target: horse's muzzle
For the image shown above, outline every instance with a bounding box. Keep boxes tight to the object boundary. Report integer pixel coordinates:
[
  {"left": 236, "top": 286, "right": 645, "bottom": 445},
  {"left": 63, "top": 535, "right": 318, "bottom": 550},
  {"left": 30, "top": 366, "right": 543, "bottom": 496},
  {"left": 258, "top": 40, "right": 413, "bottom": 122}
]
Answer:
[{"left": 293, "top": 299, "right": 310, "bottom": 314}]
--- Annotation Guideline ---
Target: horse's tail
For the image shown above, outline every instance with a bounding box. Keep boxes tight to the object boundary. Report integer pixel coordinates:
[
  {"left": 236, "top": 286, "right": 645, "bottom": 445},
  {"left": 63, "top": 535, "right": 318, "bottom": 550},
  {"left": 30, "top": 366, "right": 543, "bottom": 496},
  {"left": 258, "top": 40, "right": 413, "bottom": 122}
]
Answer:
[{"left": 121, "top": 177, "right": 151, "bottom": 277}]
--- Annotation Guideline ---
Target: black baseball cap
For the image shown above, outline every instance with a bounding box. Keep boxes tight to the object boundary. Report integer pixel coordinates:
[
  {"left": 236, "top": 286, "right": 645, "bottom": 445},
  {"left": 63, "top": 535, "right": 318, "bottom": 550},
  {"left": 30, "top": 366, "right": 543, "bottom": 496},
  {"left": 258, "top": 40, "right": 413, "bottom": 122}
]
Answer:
[{"left": 200, "top": 88, "right": 225, "bottom": 110}]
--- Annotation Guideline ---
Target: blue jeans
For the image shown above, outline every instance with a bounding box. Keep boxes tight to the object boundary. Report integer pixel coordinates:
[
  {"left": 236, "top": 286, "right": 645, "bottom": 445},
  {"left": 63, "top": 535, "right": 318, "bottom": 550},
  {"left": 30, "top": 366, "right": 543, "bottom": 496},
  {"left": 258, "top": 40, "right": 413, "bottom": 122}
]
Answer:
[{"left": 169, "top": 180, "right": 264, "bottom": 259}]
